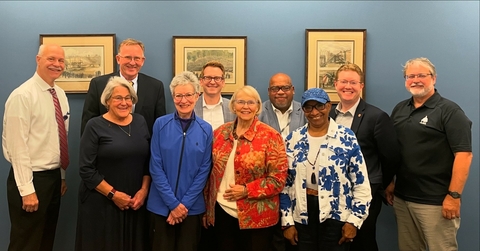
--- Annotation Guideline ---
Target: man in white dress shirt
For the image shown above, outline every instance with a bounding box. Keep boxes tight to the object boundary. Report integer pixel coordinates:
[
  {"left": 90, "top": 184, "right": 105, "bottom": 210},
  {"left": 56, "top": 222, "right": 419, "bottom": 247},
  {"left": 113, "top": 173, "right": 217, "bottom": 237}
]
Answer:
[{"left": 3, "top": 44, "right": 69, "bottom": 251}]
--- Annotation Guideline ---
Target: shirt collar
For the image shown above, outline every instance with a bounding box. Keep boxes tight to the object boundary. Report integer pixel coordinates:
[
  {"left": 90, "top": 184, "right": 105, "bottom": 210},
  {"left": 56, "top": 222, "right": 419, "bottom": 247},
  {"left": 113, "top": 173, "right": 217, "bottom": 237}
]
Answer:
[
  {"left": 271, "top": 102, "right": 293, "bottom": 114},
  {"left": 202, "top": 95, "right": 223, "bottom": 107},
  {"left": 336, "top": 98, "right": 361, "bottom": 115},
  {"left": 119, "top": 73, "right": 138, "bottom": 85}
]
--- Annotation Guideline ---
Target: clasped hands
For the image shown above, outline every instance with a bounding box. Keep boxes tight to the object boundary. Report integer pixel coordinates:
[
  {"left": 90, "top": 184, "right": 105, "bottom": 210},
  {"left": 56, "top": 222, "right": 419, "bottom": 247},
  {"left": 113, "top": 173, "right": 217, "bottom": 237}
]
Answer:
[
  {"left": 167, "top": 203, "right": 188, "bottom": 225},
  {"left": 112, "top": 188, "right": 147, "bottom": 211},
  {"left": 223, "top": 183, "right": 247, "bottom": 202}
]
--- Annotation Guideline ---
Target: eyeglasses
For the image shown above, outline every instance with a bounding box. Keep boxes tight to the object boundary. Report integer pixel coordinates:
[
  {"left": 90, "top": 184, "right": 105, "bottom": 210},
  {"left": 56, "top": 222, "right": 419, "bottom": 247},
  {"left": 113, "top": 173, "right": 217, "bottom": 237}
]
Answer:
[
  {"left": 112, "top": 95, "right": 132, "bottom": 103},
  {"left": 201, "top": 76, "right": 224, "bottom": 83},
  {"left": 173, "top": 93, "right": 196, "bottom": 101},
  {"left": 404, "top": 73, "right": 432, "bottom": 80},
  {"left": 302, "top": 103, "right": 326, "bottom": 113},
  {"left": 235, "top": 100, "right": 258, "bottom": 107},
  {"left": 336, "top": 80, "right": 362, "bottom": 86},
  {"left": 119, "top": 55, "right": 145, "bottom": 63},
  {"left": 268, "top": 85, "right": 293, "bottom": 93}
]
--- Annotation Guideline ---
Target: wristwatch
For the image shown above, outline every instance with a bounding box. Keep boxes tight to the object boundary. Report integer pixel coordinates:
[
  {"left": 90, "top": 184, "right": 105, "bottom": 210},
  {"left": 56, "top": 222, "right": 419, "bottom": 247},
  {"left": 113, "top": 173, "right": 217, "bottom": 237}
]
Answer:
[
  {"left": 448, "top": 191, "right": 461, "bottom": 199},
  {"left": 107, "top": 188, "right": 116, "bottom": 200}
]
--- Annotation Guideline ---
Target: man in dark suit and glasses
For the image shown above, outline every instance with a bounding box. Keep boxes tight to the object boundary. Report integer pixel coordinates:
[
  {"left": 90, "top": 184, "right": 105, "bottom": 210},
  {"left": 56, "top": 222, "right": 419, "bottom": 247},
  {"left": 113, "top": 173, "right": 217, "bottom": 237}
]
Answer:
[
  {"left": 81, "top": 38, "right": 166, "bottom": 135},
  {"left": 329, "top": 63, "right": 401, "bottom": 251}
]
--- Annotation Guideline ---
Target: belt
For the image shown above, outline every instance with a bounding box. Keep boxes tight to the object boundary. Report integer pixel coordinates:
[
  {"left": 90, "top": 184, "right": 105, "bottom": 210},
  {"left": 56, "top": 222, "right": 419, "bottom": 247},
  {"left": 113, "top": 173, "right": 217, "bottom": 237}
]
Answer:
[{"left": 306, "top": 188, "right": 318, "bottom": 196}]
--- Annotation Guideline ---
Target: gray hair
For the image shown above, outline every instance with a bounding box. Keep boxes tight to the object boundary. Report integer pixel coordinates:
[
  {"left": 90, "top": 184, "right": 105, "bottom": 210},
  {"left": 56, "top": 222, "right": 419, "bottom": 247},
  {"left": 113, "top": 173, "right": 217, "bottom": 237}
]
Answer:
[
  {"left": 403, "top": 57, "right": 437, "bottom": 77},
  {"left": 169, "top": 71, "right": 200, "bottom": 95},
  {"left": 100, "top": 76, "right": 138, "bottom": 108}
]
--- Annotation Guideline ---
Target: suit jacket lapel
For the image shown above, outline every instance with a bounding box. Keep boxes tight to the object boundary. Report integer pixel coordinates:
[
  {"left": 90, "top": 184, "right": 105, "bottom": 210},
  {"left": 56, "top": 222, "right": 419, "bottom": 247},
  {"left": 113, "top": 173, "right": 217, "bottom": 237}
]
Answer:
[
  {"left": 134, "top": 74, "right": 145, "bottom": 112},
  {"left": 350, "top": 99, "right": 366, "bottom": 133}
]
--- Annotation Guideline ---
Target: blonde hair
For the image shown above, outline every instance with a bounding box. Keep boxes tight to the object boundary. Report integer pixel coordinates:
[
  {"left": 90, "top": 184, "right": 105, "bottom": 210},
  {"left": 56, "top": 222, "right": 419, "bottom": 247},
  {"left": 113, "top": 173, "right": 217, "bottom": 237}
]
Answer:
[{"left": 229, "top": 86, "right": 262, "bottom": 115}]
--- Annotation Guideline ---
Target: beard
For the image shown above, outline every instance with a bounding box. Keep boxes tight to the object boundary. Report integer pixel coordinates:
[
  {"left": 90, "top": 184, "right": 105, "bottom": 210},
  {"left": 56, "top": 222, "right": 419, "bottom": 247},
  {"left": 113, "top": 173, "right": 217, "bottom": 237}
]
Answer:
[{"left": 407, "top": 83, "right": 433, "bottom": 98}]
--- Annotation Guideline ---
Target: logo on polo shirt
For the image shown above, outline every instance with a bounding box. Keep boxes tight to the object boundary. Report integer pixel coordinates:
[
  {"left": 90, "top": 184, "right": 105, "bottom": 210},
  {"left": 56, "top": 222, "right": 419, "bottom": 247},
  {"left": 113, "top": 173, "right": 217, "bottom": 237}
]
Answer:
[{"left": 420, "top": 116, "right": 428, "bottom": 125}]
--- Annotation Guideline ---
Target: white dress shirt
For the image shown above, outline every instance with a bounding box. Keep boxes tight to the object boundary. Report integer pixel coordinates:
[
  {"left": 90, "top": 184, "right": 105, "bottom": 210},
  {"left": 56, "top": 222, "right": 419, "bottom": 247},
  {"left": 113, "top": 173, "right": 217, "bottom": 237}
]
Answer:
[
  {"left": 3, "top": 73, "right": 69, "bottom": 196},
  {"left": 202, "top": 97, "right": 225, "bottom": 130}
]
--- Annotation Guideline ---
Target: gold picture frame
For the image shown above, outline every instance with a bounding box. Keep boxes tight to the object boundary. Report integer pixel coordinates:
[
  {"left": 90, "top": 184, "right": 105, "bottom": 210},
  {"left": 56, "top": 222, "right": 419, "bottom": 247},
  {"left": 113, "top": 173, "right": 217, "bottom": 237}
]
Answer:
[
  {"left": 305, "top": 29, "right": 366, "bottom": 102},
  {"left": 173, "top": 36, "right": 247, "bottom": 94},
  {"left": 40, "top": 34, "right": 116, "bottom": 93}
]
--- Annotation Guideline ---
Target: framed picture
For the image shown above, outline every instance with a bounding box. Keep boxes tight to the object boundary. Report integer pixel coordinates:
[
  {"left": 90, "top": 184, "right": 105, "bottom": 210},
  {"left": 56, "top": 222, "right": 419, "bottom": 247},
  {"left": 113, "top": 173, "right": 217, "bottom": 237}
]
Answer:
[
  {"left": 40, "top": 34, "right": 116, "bottom": 93},
  {"left": 173, "top": 36, "right": 247, "bottom": 94},
  {"left": 305, "top": 29, "right": 366, "bottom": 102}
]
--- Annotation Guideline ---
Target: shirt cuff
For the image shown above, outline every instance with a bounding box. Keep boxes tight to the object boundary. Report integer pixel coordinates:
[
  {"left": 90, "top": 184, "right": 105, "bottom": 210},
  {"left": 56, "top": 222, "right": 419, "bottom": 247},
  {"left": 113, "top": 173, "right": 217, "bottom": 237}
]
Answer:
[{"left": 18, "top": 182, "right": 35, "bottom": 197}]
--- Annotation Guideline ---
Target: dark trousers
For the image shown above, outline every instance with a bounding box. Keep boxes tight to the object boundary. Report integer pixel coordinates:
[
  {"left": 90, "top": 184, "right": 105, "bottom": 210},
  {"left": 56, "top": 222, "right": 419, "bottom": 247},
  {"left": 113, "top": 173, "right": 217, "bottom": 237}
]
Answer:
[
  {"left": 350, "top": 183, "right": 382, "bottom": 251},
  {"left": 271, "top": 212, "right": 298, "bottom": 251},
  {"left": 150, "top": 212, "right": 201, "bottom": 251},
  {"left": 295, "top": 195, "right": 351, "bottom": 251},
  {"left": 7, "top": 167, "right": 61, "bottom": 251},
  {"left": 215, "top": 203, "right": 274, "bottom": 251},
  {"left": 198, "top": 223, "right": 217, "bottom": 251}
]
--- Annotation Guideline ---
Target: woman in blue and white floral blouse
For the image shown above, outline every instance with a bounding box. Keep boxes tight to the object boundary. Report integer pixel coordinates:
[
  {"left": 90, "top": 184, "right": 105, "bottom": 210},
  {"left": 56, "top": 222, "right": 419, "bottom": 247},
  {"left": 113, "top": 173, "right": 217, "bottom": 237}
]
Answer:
[{"left": 280, "top": 88, "right": 372, "bottom": 251}]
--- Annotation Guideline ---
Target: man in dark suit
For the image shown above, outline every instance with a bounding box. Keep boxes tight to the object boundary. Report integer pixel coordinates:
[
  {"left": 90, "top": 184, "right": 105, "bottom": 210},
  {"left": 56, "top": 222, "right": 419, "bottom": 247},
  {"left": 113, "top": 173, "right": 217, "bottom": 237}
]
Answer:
[
  {"left": 329, "top": 63, "right": 401, "bottom": 251},
  {"left": 81, "top": 38, "right": 166, "bottom": 135}
]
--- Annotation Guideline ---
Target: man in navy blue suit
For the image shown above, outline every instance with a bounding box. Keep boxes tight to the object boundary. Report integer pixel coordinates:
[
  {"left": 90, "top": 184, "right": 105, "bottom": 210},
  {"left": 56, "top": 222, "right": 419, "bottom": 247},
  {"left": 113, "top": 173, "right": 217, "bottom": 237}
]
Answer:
[
  {"left": 81, "top": 38, "right": 166, "bottom": 135},
  {"left": 329, "top": 63, "right": 401, "bottom": 251}
]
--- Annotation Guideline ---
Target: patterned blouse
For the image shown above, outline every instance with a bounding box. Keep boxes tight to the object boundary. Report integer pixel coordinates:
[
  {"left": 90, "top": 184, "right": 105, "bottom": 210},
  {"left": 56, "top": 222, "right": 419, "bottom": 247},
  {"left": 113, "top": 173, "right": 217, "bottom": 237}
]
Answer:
[
  {"left": 204, "top": 117, "right": 288, "bottom": 229},
  {"left": 280, "top": 119, "right": 372, "bottom": 228}
]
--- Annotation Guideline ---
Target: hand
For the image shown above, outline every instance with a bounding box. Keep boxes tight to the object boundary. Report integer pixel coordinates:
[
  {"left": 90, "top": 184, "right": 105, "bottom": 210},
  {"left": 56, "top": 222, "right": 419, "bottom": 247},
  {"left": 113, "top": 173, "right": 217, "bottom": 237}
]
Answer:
[
  {"left": 61, "top": 179, "right": 68, "bottom": 196},
  {"left": 338, "top": 222, "right": 357, "bottom": 245},
  {"left": 22, "top": 192, "right": 39, "bottom": 213},
  {"left": 283, "top": 226, "right": 298, "bottom": 245},
  {"left": 202, "top": 214, "right": 208, "bottom": 229},
  {"left": 170, "top": 203, "right": 188, "bottom": 220},
  {"left": 167, "top": 212, "right": 183, "bottom": 225},
  {"left": 112, "top": 191, "right": 133, "bottom": 210},
  {"left": 131, "top": 188, "right": 148, "bottom": 210},
  {"left": 442, "top": 195, "right": 461, "bottom": 220},
  {"left": 385, "top": 181, "right": 395, "bottom": 206},
  {"left": 223, "top": 184, "right": 247, "bottom": 201}
]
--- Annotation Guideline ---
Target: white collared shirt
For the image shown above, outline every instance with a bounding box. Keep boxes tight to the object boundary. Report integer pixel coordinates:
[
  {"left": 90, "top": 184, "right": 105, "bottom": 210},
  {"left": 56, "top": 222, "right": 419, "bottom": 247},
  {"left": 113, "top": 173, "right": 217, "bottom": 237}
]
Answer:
[
  {"left": 202, "top": 97, "right": 225, "bottom": 130},
  {"left": 335, "top": 98, "right": 361, "bottom": 128},
  {"left": 272, "top": 103, "right": 293, "bottom": 139},
  {"left": 120, "top": 73, "right": 138, "bottom": 112},
  {"left": 3, "top": 73, "right": 69, "bottom": 196}
]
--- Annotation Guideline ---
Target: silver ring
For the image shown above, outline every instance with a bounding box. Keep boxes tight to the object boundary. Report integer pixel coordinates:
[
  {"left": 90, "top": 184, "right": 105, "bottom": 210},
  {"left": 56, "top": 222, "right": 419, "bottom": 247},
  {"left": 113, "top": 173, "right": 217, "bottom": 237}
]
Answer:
[{"left": 350, "top": 239, "right": 354, "bottom": 242}]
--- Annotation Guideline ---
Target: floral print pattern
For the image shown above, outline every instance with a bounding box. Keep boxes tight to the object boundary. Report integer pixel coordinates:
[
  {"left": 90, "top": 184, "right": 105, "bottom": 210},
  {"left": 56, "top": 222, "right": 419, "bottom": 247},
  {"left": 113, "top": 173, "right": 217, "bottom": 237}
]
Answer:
[
  {"left": 280, "top": 119, "right": 372, "bottom": 228},
  {"left": 204, "top": 117, "right": 288, "bottom": 229}
]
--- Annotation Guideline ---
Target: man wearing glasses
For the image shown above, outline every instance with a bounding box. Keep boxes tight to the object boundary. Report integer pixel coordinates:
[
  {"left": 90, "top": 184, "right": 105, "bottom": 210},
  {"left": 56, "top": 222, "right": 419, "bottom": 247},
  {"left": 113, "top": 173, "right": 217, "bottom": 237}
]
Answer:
[
  {"left": 387, "top": 58, "right": 472, "bottom": 251},
  {"left": 195, "top": 61, "right": 235, "bottom": 251},
  {"left": 259, "top": 72, "right": 306, "bottom": 251},
  {"left": 329, "top": 63, "right": 401, "bottom": 251},
  {"left": 259, "top": 73, "right": 307, "bottom": 139},
  {"left": 81, "top": 38, "right": 166, "bottom": 135},
  {"left": 194, "top": 61, "right": 236, "bottom": 130}
]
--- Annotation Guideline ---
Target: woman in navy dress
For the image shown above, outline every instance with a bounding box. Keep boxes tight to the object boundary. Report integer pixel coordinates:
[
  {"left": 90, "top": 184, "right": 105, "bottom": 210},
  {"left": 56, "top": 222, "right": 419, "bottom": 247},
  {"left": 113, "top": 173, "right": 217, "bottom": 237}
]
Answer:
[{"left": 75, "top": 76, "right": 151, "bottom": 251}]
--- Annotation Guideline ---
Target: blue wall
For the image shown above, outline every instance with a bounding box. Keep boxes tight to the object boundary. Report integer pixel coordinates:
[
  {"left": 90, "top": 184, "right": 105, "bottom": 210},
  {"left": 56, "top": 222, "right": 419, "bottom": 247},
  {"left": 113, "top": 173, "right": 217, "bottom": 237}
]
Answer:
[{"left": 0, "top": 1, "right": 478, "bottom": 250}]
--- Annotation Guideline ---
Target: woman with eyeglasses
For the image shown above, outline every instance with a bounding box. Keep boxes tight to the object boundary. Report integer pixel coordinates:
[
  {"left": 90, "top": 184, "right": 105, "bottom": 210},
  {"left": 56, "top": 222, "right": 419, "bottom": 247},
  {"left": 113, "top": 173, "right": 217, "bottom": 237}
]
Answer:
[
  {"left": 76, "top": 76, "right": 151, "bottom": 251},
  {"left": 280, "top": 88, "right": 372, "bottom": 251},
  {"left": 203, "top": 85, "right": 288, "bottom": 251},
  {"left": 147, "top": 71, "right": 213, "bottom": 251}
]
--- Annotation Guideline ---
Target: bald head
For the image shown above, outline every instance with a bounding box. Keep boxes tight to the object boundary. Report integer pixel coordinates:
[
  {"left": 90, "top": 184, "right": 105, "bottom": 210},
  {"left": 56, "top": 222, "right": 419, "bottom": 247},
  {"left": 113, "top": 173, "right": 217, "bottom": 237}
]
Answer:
[{"left": 268, "top": 72, "right": 295, "bottom": 113}]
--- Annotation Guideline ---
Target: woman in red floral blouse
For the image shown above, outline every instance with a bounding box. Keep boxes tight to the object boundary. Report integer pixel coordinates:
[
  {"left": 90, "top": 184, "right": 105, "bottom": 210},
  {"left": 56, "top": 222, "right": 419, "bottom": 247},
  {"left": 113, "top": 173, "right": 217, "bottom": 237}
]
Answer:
[{"left": 204, "top": 85, "right": 288, "bottom": 251}]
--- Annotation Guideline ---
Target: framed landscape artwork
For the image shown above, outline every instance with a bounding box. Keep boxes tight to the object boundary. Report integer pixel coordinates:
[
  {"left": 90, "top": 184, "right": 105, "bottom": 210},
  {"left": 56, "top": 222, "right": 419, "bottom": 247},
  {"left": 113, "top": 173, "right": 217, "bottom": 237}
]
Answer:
[
  {"left": 173, "top": 36, "right": 247, "bottom": 94},
  {"left": 305, "top": 29, "right": 366, "bottom": 102},
  {"left": 40, "top": 34, "right": 116, "bottom": 93}
]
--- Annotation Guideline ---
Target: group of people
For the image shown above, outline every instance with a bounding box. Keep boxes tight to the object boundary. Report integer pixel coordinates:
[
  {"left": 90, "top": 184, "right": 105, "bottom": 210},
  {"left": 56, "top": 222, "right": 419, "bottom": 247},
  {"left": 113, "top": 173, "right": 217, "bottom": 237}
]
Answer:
[{"left": 2, "top": 37, "right": 472, "bottom": 251}]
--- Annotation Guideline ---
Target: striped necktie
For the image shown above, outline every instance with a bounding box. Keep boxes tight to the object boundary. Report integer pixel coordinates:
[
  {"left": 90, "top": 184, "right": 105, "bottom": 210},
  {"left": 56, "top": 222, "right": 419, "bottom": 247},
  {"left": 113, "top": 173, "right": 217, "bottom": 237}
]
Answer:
[{"left": 49, "top": 88, "right": 69, "bottom": 170}]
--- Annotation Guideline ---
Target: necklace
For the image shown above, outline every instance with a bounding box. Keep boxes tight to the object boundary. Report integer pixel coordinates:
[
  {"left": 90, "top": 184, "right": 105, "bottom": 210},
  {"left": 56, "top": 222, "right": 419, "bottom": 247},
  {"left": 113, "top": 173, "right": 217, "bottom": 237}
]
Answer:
[
  {"left": 306, "top": 145, "right": 321, "bottom": 167},
  {"left": 118, "top": 124, "right": 131, "bottom": 136}
]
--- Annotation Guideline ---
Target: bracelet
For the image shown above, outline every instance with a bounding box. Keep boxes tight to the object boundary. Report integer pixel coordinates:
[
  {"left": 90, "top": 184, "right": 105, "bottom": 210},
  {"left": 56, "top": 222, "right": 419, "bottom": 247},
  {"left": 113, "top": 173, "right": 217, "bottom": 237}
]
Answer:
[{"left": 242, "top": 184, "right": 247, "bottom": 198}]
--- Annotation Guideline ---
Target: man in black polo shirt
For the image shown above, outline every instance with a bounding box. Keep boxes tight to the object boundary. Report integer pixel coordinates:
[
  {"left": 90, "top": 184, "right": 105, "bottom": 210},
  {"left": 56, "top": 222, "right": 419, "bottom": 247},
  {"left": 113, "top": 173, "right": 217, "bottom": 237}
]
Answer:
[{"left": 387, "top": 57, "right": 472, "bottom": 251}]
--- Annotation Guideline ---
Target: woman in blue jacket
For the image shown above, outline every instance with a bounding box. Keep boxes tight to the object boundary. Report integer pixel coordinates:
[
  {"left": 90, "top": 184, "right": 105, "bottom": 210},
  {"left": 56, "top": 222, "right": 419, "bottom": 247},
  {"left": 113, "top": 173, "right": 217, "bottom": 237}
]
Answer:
[{"left": 147, "top": 71, "right": 213, "bottom": 251}]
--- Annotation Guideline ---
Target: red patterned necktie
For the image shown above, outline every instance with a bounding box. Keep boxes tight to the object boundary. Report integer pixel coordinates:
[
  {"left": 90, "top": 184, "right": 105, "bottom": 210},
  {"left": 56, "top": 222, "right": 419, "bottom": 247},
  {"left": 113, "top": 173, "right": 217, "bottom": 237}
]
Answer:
[{"left": 49, "top": 88, "right": 69, "bottom": 170}]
